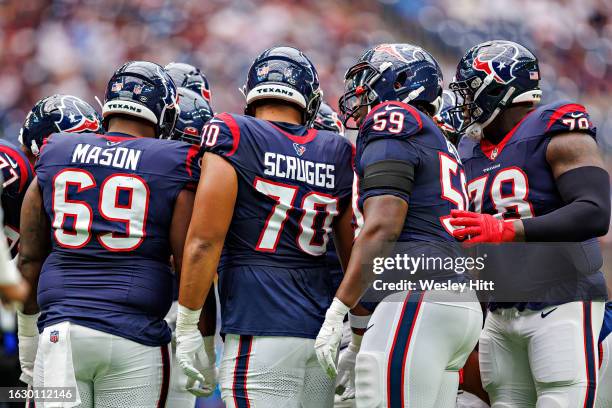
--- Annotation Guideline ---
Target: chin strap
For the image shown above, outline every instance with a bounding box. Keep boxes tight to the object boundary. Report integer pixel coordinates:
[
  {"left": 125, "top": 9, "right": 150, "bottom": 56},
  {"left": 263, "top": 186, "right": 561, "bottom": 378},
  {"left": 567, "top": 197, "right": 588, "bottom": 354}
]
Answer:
[{"left": 468, "top": 86, "right": 517, "bottom": 140}]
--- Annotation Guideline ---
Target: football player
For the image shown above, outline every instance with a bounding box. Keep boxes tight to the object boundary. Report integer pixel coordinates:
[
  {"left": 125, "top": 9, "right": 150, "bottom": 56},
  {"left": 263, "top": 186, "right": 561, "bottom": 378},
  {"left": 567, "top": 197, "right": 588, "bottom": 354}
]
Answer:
[
  {"left": 315, "top": 44, "right": 482, "bottom": 408},
  {"left": 18, "top": 61, "right": 200, "bottom": 407},
  {"left": 449, "top": 40, "right": 609, "bottom": 407},
  {"left": 166, "top": 86, "right": 216, "bottom": 408},
  {"left": 165, "top": 62, "right": 213, "bottom": 105},
  {"left": 175, "top": 46, "right": 355, "bottom": 407}
]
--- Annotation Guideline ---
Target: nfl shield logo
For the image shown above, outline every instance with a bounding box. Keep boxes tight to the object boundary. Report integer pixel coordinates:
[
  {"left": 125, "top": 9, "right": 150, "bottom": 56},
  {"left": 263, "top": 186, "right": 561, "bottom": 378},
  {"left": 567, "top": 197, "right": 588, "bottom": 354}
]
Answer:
[
  {"left": 293, "top": 143, "right": 306, "bottom": 156},
  {"left": 50, "top": 330, "right": 59, "bottom": 343},
  {"left": 133, "top": 84, "right": 143, "bottom": 95}
]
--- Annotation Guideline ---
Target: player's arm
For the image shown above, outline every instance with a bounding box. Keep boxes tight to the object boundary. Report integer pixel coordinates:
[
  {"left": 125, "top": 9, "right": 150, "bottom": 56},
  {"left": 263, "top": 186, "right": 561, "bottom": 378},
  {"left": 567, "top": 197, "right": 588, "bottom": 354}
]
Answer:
[
  {"left": 19, "top": 177, "right": 50, "bottom": 314},
  {"left": 335, "top": 196, "right": 407, "bottom": 307},
  {"left": 178, "top": 153, "right": 237, "bottom": 309},
  {"left": 16, "top": 177, "right": 49, "bottom": 386},
  {"left": 175, "top": 152, "right": 237, "bottom": 393},
  {"left": 514, "top": 132, "right": 609, "bottom": 241}
]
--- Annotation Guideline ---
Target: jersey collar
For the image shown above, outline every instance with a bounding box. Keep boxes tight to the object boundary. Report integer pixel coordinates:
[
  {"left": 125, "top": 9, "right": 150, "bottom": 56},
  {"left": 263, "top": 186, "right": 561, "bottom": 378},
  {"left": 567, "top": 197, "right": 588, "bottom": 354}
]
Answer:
[
  {"left": 103, "top": 131, "right": 142, "bottom": 142},
  {"left": 479, "top": 111, "right": 534, "bottom": 160},
  {"left": 270, "top": 123, "right": 318, "bottom": 144}
]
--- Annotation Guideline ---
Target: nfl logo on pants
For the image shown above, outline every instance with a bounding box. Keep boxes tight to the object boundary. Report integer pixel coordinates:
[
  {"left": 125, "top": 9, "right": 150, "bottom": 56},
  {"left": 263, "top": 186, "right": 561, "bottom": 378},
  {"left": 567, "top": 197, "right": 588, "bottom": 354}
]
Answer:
[{"left": 50, "top": 330, "right": 59, "bottom": 343}]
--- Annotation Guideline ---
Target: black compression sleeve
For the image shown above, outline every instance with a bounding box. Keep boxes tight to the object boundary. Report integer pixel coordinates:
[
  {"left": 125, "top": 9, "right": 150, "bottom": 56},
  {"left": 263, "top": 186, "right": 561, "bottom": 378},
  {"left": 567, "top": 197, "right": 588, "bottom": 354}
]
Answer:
[
  {"left": 522, "top": 166, "right": 610, "bottom": 242},
  {"left": 361, "top": 160, "right": 415, "bottom": 196}
]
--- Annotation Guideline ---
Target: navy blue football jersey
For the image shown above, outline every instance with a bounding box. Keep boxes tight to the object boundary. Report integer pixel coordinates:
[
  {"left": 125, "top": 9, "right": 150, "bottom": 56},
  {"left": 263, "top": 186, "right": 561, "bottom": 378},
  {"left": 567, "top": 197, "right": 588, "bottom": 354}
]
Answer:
[
  {"left": 35, "top": 132, "right": 200, "bottom": 346},
  {"left": 203, "top": 113, "right": 353, "bottom": 338},
  {"left": 458, "top": 101, "right": 607, "bottom": 309},
  {"left": 355, "top": 101, "right": 468, "bottom": 244},
  {"left": 0, "top": 139, "right": 34, "bottom": 258}
]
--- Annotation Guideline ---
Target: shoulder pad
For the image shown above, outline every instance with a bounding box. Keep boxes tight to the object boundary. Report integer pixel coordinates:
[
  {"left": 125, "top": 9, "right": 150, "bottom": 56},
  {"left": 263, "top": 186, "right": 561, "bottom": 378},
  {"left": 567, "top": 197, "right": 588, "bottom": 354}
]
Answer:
[
  {"left": 201, "top": 112, "right": 241, "bottom": 157},
  {"left": 360, "top": 101, "right": 424, "bottom": 144},
  {"left": 537, "top": 101, "right": 596, "bottom": 138}
]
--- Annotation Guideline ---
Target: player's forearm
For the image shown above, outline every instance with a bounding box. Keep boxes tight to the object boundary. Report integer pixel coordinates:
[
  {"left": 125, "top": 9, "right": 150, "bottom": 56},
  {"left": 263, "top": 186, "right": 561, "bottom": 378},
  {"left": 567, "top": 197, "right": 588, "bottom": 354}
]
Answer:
[
  {"left": 178, "top": 238, "right": 221, "bottom": 310},
  {"left": 521, "top": 166, "right": 610, "bottom": 242},
  {"left": 335, "top": 220, "right": 401, "bottom": 308},
  {"left": 18, "top": 257, "right": 42, "bottom": 314}
]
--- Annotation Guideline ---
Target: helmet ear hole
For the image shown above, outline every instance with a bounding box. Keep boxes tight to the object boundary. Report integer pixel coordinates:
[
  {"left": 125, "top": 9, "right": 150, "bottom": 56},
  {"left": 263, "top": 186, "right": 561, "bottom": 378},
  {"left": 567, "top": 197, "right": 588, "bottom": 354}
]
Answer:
[{"left": 395, "top": 71, "right": 407, "bottom": 89}]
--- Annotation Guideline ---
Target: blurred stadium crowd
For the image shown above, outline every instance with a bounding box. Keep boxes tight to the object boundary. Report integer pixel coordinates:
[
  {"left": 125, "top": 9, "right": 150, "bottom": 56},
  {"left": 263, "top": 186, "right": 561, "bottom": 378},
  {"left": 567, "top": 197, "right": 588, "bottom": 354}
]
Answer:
[
  {"left": 0, "top": 0, "right": 611, "bottom": 406},
  {"left": 0, "top": 0, "right": 610, "bottom": 148}
]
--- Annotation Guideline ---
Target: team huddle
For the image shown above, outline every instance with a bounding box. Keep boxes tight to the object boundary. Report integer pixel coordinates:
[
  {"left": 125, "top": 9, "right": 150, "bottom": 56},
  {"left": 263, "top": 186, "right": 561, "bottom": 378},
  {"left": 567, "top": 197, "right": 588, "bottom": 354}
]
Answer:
[{"left": 0, "top": 38, "right": 610, "bottom": 408}]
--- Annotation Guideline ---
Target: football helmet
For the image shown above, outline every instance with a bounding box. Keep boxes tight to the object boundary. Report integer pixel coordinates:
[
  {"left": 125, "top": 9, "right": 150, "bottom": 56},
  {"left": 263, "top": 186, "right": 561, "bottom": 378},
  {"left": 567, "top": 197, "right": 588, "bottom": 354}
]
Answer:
[
  {"left": 19, "top": 94, "right": 102, "bottom": 156},
  {"left": 313, "top": 101, "right": 345, "bottom": 136},
  {"left": 433, "top": 90, "right": 463, "bottom": 146},
  {"left": 339, "top": 43, "right": 443, "bottom": 129},
  {"left": 165, "top": 62, "right": 212, "bottom": 105},
  {"left": 172, "top": 87, "right": 214, "bottom": 145},
  {"left": 449, "top": 40, "right": 541, "bottom": 139},
  {"left": 242, "top": 46, "right": 321, "bottom": 127},
  {"left": 103, "top": 61, "right": 180, "bottom": 139}
]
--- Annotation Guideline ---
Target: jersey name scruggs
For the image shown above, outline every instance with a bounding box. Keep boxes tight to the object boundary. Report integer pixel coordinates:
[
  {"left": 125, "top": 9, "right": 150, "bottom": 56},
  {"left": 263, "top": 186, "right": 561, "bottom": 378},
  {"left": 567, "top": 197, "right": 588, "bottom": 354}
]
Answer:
[{"left": 263, "top": 151, "right": 335, "bottom": 188}]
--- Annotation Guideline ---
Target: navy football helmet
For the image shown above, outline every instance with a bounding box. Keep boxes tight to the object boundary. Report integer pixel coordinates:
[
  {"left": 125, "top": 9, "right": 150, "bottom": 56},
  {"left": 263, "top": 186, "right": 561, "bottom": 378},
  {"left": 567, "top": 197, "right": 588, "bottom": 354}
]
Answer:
[
  {"left": 242, "top": 46, "right": 321, "bottom": 127},
  {"left": 19, "top": 94, "right": 102, "bottom": 156},
  {"left": 433, "top": 90, "right": 464, "bottom": 146},
  {"left": 171, "top": 87, "right": 214, "bottom": 145},
  {"left": 313, "top": 101, "right": 345, "bottom": 136},
  {"left": 339, "top": 43, "right": 443, "bottom": 129},
  {"left": 103, "top": 61, "right": 180, "bottom": 139},
  {"left": 165, "top": 62, "right": 212, "bottom": 105},
  {"left": 449, "top": 40, "right": 541, "bottom": 139}
]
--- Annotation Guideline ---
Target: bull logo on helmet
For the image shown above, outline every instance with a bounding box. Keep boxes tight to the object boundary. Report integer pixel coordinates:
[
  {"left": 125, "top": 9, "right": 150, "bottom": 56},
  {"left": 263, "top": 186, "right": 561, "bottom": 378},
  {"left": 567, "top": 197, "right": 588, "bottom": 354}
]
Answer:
[
  {"left": 472, "top": 43, "right": 520, "bottom": 84},
  {"left": 374, "top": 44, "right": 428, "bottom": 65},
  {"left": 55, "top": 96, "right": 101, "bottom": 133}
]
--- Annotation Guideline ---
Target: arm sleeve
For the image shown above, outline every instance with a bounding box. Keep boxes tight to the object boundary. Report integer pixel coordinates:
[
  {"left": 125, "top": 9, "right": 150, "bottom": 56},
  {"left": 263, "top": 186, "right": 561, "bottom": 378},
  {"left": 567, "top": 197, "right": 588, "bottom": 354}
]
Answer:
[
  {"left": 522, "top": 166, "right": 610, "bottom": 242},
  {"left": 359, "top": 137, "right": 421, "bottom": 203}
]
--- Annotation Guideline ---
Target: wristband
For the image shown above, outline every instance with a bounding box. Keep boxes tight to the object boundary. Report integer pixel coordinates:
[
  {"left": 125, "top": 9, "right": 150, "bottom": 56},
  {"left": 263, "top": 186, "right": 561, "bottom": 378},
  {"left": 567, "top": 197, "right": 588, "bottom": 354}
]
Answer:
[
  {"left": 17, "top": 311, "right": 40, "bottom": 337},
  {"left": 176, "top": 304, "right": 202, "bottom": 333},
  {"left": 348, "top": 312, "right": 372, "bottom": 330}
]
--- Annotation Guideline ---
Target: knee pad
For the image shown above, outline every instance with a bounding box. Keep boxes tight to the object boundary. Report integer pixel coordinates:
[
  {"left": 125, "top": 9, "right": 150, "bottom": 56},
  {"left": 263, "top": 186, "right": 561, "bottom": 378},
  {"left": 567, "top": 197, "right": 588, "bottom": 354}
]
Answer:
[
  {"left": 529, "top": 322, "right": 579, "bottom": 384},
  {"left": 355, "top": 351, "right": 385, "bottom": 408}
]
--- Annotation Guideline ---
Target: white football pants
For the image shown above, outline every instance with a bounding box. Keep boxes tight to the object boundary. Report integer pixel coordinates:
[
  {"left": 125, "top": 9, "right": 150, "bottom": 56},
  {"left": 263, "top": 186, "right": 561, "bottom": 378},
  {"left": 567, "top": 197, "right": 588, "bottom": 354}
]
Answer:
[
  {"left": 219, "top": 334, "right": 335, "bottom": 407},
  {"left": 354, "top": 290, "right": 482, "bottom": 408},
  {"left": 480, "top": 301, "right": 604, "bottom": 408},
  {"left": 33, "top": 322, "right": 170, "bottom": 408}
]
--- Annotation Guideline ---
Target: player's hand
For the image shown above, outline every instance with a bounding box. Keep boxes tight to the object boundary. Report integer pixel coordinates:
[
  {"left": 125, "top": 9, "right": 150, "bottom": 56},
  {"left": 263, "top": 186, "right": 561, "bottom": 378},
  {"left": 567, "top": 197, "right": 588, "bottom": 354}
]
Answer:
[
  {"left": 17, "top": 311, "right": 39, "bottom": 385},
  {"left": 450, "top": 210, "right": 516, "bottom": 243},
  {"left": 175, "top": 305, "right": 212, "bottom": 395},
  {"left": 315, "top": 298, "right": 350, "bottom": 379},
  {"left": 335, "top": 339, "right": 360, "bottom": 401},
  {"left": 185, "top": 336, "right": 217, "bottom": 397}
]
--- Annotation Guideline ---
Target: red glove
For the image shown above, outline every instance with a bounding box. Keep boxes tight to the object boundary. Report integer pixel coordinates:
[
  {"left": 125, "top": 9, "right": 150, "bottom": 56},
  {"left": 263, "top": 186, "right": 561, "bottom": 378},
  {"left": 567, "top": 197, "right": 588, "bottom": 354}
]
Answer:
[{"left": 449, "top": 210, "right": 516, "bottom": 243}]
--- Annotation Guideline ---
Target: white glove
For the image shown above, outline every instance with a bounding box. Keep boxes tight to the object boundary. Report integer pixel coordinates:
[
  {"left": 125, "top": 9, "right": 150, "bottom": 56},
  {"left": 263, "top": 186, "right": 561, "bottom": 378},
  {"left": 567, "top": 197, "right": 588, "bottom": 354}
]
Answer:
[
  {"left": 175, "top": 305, "right": 216, "bottom": 397},
  {"left": 17, "top": 311, "right": 39, "bottom": 385},
  {"left": 335, "top": 334, "right": 361, "bottom": 401},
  {"left": 185, "top": 336, "right": 216, "bottom": 397},
  {"left": 315, "top": 297, "right": 350, "bottom": 378}
]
